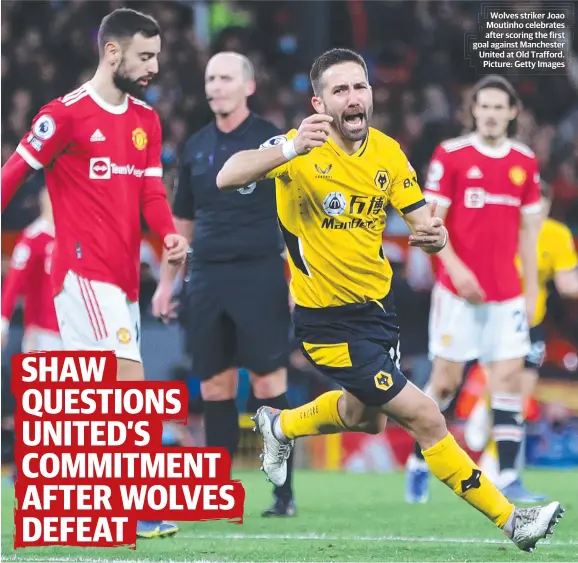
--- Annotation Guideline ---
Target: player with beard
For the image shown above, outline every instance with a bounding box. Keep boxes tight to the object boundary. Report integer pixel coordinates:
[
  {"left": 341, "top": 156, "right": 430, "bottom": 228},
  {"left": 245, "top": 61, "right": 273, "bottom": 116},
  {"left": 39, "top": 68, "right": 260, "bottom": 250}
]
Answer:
[
  {"left": 215, "top": 48, "right": 564, "bottom": 551},
  {"left": 153, "top": 52, "right": 296, "bottom": 516},
  {"left": 1, "top": 8, "right": 187, "bottom": 538}
]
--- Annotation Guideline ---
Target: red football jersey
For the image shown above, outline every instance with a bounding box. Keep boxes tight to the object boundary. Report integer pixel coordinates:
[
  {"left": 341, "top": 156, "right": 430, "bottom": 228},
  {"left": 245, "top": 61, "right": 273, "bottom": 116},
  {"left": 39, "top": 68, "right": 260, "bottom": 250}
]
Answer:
[
  {"left": 1, "top": 219, "right": 59, "bottom": 334},
  {"left": 9, "top": 83, "right": 175, "bottom": 302},
  {"left": 423, "top": 134, "right": 541, "bottom": 302}
]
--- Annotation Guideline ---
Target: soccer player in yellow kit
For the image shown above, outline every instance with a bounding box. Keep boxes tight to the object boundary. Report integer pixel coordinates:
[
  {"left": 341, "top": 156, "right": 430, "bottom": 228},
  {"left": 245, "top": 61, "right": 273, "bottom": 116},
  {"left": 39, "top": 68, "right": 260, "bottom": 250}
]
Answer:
[
  {"left": 466, "top": 181, "right": 578, "bottom": 487},
  {"left": 216, "top": 48, "right": 564, "bottom": 551}
]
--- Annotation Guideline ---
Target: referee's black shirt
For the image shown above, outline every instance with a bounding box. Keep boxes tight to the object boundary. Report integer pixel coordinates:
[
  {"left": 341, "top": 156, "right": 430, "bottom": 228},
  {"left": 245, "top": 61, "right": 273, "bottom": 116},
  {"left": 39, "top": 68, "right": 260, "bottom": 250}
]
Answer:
[{"left": 172, "top": 114, "right": 284, "bottom": 264}]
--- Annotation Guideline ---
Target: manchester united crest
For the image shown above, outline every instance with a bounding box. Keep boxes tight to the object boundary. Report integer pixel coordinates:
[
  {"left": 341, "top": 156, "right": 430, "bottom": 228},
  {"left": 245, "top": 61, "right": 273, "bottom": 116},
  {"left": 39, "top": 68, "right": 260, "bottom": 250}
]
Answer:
[
  {"left": 116, "top": 328, "right": 132, "bottom": 344},
  {"left": 132, "top": 128, "right": 148, "bottom": 151},
  {"left": 509, "top": 166, "right": 526, "bottom": 186}
]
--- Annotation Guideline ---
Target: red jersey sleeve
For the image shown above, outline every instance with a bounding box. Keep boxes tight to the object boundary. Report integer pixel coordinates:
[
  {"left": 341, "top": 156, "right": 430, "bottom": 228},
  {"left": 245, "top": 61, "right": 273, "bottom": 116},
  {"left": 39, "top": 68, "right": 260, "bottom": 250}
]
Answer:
[
  {"left": 1, "top": 234, "right": 38, "bottom": 331},
  {"left": 423, "top": 144, "right": 455, "bottom": 209},
  {"left": 17, "top": 100, "right": 71, "bottom": 170},
  {"left": 141, "top": 111, "right": 176, "bottom": 241},
  {"left": 520, "top": 157, "right": 542, "bottom": 215},
  {"left": 2, "top": 100, "right": 71, "bottom": 210}
]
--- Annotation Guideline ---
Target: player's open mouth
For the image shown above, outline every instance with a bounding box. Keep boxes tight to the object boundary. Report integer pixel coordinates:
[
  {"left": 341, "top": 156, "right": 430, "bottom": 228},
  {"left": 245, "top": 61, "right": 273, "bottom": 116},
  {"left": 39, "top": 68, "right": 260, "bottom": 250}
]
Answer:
[
  {"left": 138, "top": 79, "right": 150, "bottom": 87},
  {"left": 344, "top": 113, "right": 364, "bottom": 127}
]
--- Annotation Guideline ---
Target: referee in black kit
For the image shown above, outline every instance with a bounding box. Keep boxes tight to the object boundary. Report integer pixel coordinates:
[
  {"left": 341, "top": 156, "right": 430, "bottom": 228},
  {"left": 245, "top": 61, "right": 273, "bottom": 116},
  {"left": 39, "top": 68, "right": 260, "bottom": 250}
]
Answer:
[{"left": 153, "top": 52, "right": 296, "bottom": 517}]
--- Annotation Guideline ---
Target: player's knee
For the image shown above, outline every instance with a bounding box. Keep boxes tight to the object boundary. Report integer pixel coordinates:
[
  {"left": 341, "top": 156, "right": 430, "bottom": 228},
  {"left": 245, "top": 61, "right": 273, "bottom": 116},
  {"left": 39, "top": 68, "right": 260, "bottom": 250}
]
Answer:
[
  {"left": 489, "top": 358, "right": 524, "bottom": 393},
  {"left": 201, "top": 369, "right": 238, "bottom": 401},
  {"left": 411, "top": 396, "right": 447, "bottom": 448},
  {"left": 430, "top": 359, "right": 462, "bottom": 399},
  {"left": 355, "top": 413, "right": 387, "bottom": 434},
  {"left": 339, "top": 399, "right": 384, "bottom": 434},
  {"left": 338, "top": 392, "right": 365, "bottom": 429},
  {"left": 249, "top": 368, "right": 287, "bottom": 399}
]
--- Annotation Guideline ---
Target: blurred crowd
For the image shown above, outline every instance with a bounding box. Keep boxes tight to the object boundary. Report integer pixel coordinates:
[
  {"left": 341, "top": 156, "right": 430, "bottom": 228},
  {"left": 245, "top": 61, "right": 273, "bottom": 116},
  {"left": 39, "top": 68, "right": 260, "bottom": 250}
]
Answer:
[
  {"left": 2, "top": 2, "right": 578, "bottom": 461},
  {"left": 2, "top": 0, "right": 578, "bottom": 232}
]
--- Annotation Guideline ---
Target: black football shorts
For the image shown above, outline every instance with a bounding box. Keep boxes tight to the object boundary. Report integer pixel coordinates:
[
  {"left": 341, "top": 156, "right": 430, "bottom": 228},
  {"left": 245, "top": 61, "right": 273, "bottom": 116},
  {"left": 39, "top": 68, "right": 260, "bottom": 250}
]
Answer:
[{"left": 292, "top": 292, "right": 408, "bottom": 406}]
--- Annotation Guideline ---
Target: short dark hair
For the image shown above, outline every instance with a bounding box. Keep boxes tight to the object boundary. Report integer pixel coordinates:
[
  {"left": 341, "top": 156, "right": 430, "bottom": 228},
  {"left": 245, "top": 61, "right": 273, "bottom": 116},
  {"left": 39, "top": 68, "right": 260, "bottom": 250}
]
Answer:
[
  {"left": 310, "top": 48, "right": 368, "bottom": 96},
  {"left": 97, "top": 8, "right": 160, "bottom": 53},
  {"left": 470, "top": 75, "right": 521, "bottom": 137}
]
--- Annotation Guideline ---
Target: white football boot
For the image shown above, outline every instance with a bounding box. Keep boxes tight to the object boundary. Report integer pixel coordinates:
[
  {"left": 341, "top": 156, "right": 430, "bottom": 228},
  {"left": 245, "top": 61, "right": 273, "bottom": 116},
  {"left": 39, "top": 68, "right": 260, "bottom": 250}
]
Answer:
[
  {"left": 252, "top": 406, "right": 294, "bottom": 487},
  {"left": 505, "top": 501, "right": 565, "bottom": 552}
]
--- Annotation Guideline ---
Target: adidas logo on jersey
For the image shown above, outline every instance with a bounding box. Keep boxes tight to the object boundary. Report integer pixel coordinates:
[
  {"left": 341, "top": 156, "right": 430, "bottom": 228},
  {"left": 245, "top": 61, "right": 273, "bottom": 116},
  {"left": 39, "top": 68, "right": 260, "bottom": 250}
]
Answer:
[
  {"left": 466, "top": 166, "right": 483, "bottom": 179},
  {"left": 90, "top": 129, "right": 106, "bottom": 142}
]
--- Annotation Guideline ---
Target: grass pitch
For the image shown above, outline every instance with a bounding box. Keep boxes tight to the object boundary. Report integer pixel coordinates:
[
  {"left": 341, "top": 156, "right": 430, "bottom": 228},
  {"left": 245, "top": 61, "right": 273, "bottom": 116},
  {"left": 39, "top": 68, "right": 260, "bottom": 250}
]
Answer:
[{"left": 1, "top": 469, "right": 576, "bottom": 562}]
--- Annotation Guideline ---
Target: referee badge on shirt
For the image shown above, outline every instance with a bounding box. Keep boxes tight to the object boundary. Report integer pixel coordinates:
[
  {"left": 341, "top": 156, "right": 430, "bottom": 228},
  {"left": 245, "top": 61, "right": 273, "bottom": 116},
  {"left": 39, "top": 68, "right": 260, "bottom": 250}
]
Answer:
[
  {"left": 509, "top": 166, "right": 526, "bottom": 186},
  {"left": 132, "top": 128, "right": 148, "bottom": 151}
]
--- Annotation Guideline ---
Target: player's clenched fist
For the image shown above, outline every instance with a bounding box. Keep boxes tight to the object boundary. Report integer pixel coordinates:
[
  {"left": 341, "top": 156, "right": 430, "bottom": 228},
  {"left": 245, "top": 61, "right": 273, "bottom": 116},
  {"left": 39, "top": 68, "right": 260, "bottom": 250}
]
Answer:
[
  {"left": 293, "top": 114, "right": 333, "bottom": 155},
  {"left": 164, "top": 234, "right": 188, "bottom": 265}
]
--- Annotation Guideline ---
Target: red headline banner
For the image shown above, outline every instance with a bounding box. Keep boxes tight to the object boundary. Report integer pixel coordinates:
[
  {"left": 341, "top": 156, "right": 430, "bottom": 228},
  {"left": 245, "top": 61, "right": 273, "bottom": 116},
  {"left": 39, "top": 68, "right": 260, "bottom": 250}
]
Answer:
[{"left": 12, "top": 351, "right": 246, "bottom": 549}]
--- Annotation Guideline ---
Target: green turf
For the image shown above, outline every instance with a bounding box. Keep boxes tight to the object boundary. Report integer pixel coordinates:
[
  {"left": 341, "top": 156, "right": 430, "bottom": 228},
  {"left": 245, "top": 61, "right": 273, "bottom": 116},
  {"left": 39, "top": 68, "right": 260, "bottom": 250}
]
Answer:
[{"left": 1, "top": 469, "right": 576, "bottom": 562}]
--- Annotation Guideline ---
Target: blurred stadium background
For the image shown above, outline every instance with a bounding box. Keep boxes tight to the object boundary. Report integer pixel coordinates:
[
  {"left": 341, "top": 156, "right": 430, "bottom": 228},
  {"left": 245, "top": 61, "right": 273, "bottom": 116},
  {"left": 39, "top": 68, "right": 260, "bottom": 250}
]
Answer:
[{"left": 2, "top": 0, "right": 578, "bottom": 478}]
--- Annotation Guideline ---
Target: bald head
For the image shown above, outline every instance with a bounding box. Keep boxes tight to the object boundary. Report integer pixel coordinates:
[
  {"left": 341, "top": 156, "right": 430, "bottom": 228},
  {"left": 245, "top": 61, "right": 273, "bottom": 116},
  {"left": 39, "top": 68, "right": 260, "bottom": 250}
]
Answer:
[
  {"left": 205, "top": 51, "right": 256, "bottom": 116},
  {"left": 206, "top": 52, "right": 254, "bottom": 81}
]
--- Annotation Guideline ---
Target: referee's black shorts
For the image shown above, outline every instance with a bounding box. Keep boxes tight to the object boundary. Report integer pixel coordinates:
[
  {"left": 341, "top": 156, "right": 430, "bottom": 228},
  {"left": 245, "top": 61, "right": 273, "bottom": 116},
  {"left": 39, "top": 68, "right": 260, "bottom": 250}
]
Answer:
[{"left": 181, "top": 254, "right": 291, "bottom": 380}]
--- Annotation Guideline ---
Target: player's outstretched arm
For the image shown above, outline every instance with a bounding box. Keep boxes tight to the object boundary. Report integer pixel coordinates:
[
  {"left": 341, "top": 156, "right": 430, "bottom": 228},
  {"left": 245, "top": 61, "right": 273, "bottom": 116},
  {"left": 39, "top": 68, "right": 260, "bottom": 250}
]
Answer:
[
  {"left": 405, "top": 201, "right": 448, "bottom": 254},
  {"left": 216, "top": 142, "right": 291, "bottom": 192},
  {"left": 216, "top": 114, "right": 332, "bottom": 192}
]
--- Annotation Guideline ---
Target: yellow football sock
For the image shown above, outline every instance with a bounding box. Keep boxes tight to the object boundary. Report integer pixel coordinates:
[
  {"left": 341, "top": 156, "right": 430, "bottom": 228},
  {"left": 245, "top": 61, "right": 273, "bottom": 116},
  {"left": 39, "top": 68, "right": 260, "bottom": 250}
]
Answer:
[
  {"left": 280, "top": 390, "right": 347, "bottom": 439},
  {"left": 423, "top": 433, "right": 514, "bottom": 528}
]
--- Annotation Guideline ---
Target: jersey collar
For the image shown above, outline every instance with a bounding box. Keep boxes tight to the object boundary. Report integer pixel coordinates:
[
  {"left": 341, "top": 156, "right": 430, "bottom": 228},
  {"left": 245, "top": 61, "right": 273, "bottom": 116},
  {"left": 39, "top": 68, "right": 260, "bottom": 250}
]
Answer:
[
  {"left": 214, "top": 113, "right": 255, "bottom": 137},
  {"left": 83, "top": 82, "right": 129, "bottom": 115},
  {"left": 471, "top": 133, "right": 512, "bottom": 159},
  {"left": 327, "top": 131, "right": 370, "bottom": 158}
]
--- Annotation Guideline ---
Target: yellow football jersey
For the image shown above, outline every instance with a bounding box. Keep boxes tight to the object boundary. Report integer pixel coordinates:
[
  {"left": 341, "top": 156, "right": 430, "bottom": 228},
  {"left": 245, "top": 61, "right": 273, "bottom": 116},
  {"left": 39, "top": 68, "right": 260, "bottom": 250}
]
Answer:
[
  {"left": 265, "top": 128, "right": 426, "bottom": 308},
  {"left": 520, "top": 218, "right": 578, "bottom": 327}
]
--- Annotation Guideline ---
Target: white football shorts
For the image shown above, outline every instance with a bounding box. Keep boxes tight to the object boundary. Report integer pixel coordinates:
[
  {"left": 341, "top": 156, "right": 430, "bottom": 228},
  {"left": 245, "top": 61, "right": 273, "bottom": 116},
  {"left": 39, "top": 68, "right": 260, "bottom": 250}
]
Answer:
[
  {"left": 428, "top": 283, "right": 530, "bottom": 364},
  {"left": 22, "top": 328, "right": 63, "bottom": 353},
  {"left": 54, "top": 271, "right": 141, "bottom": 363}
]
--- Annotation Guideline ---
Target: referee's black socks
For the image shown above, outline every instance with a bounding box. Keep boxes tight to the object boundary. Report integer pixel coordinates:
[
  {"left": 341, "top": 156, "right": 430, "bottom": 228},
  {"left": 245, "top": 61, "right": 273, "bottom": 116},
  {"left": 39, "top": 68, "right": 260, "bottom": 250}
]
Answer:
[{"left": 203, "top": 399, "right": 240, "bottom": 458}]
